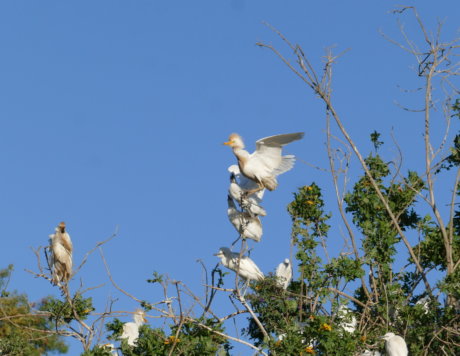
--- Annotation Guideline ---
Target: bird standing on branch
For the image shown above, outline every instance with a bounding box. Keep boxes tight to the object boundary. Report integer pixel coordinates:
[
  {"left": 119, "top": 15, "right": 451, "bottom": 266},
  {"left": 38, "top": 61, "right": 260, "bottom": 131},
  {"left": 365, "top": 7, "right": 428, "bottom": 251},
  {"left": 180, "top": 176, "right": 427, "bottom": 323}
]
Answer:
[
  {"left": 381, "top": 332, "right": 408, "bottom": 356},
  {"left": 120, "top": 309, "right": 147, "bottom": 347},
  {"left": 227, "top": 195, "right": 263, "bottom": 242},
  {"left": 49, "top": 221, "right": 73, "bottom": 285},
  {"left": 224, "top": 132, "right": 304, "bottom": 192},
  {"left": 275, "top": 258, "right": 292, "bottom": 290},
  {"left": 228, "top": 165, "right": 266, "bottom": 216},
  {"left": 337, "top": 305, "right": 357, "bottom": 334},
  {"left": 214, "top": 247, "right": 264, "bottom": 281}
]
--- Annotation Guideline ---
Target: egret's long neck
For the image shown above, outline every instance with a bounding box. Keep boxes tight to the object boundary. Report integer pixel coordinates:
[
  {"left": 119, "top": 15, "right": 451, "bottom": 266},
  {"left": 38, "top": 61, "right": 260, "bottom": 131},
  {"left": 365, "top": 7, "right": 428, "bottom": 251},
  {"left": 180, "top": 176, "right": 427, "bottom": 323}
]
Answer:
[
  {"left": 134, "top": 314, "right": 144, "bottom": 326},
  {"left": 233, "top": 147, "right": 249, "bottom": 166}
]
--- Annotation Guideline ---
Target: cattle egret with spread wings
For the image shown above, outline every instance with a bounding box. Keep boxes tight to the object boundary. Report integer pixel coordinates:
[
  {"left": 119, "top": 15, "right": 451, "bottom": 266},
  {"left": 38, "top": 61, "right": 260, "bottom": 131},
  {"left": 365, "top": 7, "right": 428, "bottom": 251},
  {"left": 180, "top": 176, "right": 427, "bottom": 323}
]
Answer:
[
  {"left": 227, "top": 195, "right": 263, "bottom": 242},
  {"left": 275, "top": 258, "right": 292, "bottom": 290},
  {"left": 381, "top": 332, "right": 408, "bottom": 356},
  {"left": 49, "top": 222, "right": 73, "bottom": 285},
  {"left": 120, "top": 309, "right": 147, "bottom": 346},
  {"left": 214, "top": 247, "right": 264, "bottom": 281},
  {"left": 224, "top": 132, "right": 304, "bottom": 191},
  {"left": 228, "top": 165, "right": 266, "bottom": 216}
]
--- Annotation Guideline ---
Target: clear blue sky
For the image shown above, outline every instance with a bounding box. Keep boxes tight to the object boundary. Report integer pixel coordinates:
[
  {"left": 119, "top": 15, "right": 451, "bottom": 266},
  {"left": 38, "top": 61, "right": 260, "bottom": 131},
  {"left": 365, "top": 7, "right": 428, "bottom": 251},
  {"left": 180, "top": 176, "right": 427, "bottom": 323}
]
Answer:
[{"left": 1, "top": 1, "right": 459, "bottom": 354}]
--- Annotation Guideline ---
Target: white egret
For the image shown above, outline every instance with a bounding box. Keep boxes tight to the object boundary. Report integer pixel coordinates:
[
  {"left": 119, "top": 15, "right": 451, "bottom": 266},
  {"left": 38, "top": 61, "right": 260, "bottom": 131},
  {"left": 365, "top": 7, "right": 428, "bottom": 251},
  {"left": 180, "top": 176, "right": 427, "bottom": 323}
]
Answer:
[
  {"left": 224, "top": 132, "right": 304, "bottom": 191},
  {"left": 275, "top": 258, "right": 292, "bottom": 290},
  {"left": 227, "top": 195, "right": 263, "bottom": 242},
  {"left": 214, "top": 247, "right": 264, "bottom": 281},
  {"left": 120, "top": 309, "right": 147, "bottom": 347},
  {"left": 381, "top": 332, "right": 408, "bottom": 356},
  {"left": 337, "top": 305, "right": 357, "bottom": 333},
  {"left": 49, "top": 221, "right": 73, "bottom": 285},
  {"left": 415, "top": 295, "right": 430, "bottom": 314},
  {"left": 228, "top": 165, "right": 266, "bottom": 216}
]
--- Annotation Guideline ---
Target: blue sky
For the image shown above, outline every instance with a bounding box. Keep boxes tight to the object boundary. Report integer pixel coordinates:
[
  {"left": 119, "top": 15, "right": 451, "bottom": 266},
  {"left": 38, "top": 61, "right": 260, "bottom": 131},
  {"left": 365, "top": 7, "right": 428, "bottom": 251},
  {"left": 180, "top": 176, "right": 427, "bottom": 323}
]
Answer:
[{"left": 1, "top": 1, "right": 459, "bottom": 354}]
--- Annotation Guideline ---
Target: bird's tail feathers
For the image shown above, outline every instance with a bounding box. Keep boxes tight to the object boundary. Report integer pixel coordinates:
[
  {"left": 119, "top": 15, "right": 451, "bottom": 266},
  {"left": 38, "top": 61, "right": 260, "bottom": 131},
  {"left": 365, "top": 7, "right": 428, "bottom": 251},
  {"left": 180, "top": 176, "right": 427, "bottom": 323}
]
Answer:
[{"left": 261, "top": 176, "right": 277, "bottom": 191}]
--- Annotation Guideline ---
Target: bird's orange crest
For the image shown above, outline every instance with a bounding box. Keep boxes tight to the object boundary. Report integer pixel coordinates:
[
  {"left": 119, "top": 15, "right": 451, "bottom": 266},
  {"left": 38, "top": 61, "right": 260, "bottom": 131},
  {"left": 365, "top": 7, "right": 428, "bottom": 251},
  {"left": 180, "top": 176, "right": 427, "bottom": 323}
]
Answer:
[{"left": 228, "top": 133, "right": 241, "bottom": 141}]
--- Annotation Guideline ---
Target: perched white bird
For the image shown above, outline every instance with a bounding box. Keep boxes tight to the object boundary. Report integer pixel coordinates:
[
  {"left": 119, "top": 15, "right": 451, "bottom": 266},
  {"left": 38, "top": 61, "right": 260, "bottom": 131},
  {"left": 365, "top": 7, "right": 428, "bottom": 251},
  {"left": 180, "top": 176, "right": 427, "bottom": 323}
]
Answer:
[
  {"left": 337, "top": 305, "right": 357, "bottom": 333},
  {"left": 381, "top": 332, "right": 408, "bottom": 356},
  {"left": 228, "top": 165, "right": 266, "bottom": 216},
  {"left": 227, "top": 195, "right": 263, "bottom": 242},
  {"left": 275, "top": 258, "right": 292, "bottom": 290},
  {"left": 120, "top": 309, "right": 147, "bottom": 347},
  {"left": 224, "top": 132, "right": 304, "bottom": 191},
  {"left": 214, "top": 247, "right": 264, "bottom": 281},
  {"left": 49, "top": 222, "right": 73, "bottom": 285},
  {"left": 415, "top": 295, "right": 430, "bottom": 314}
]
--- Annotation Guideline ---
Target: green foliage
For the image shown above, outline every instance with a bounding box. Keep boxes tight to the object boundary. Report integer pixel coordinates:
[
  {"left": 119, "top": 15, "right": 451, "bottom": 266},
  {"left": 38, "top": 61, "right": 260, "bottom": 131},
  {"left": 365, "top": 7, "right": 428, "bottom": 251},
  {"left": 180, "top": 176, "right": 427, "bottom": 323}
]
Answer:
[
  {"left": 241, "top": 130, "right": 460, "bottom": 355},
  {"left": 0, "top": 266, "right": 68, "bottom": 355},
  {"left": 370, "top": 130, "right": 383, "bottom": 151},
  {"left": 81, "top": 344, "right": 116, "bottom": 356},
  {"left": 42, "top": 293, "right": 95, "bottom": 324},
  {"left": 288, "top": 183, "right": 331, "bottom": 296},
  {"left": 146, "top": 271, "right": 164, "bottom": 284},
  {"left": 325, "top": 256, "right": 364, "bottom": 283},
  {"left": 105, "top": 316, "right": 231, "bottom": 355},
  {"left": 344, "top": 151, "right": 423, "bottom": 279}
]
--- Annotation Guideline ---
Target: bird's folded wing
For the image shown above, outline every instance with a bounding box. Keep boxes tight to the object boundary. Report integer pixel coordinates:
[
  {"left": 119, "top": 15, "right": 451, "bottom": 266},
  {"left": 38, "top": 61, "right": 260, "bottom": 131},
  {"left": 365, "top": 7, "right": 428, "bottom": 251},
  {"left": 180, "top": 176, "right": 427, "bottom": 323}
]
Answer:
[
  {"left": 241, "top": 257, "right": 263, "bottom": 275},
  {"left": 52, "top": 244, "right": 71, "bottom": 262}
]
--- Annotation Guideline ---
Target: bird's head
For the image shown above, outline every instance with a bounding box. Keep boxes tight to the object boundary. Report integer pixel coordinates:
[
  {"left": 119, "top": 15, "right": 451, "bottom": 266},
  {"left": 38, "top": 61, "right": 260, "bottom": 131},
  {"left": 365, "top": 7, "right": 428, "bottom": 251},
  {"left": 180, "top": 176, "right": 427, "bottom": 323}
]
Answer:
[
  {"left": 134, "top": 309, "right": 147, "bottom": 324},
  {"left": 223, "top": 133, "right": 244, "bottom": 149},
  {"left": 380, "top": 332, "right": 395, "bottom": 341},
  {"left": 284, "top": 258, "right": 290, "bottom": 265},
  {"left": 214, "top": 247, "right": 230, "bottom": 258},
  {"left": 58, "top": 221, "right": 66, "bottom": 233}
]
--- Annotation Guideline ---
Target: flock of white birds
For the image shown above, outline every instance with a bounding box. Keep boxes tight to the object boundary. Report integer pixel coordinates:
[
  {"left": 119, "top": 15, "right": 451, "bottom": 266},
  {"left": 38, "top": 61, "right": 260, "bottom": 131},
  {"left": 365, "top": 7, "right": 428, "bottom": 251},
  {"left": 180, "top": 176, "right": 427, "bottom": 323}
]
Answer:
[
  {"left": 217, "top": 132, "right": 304, "bottom": 286},
  {"left": 46, "top": 132, "right": 408, "bottom": 354}
]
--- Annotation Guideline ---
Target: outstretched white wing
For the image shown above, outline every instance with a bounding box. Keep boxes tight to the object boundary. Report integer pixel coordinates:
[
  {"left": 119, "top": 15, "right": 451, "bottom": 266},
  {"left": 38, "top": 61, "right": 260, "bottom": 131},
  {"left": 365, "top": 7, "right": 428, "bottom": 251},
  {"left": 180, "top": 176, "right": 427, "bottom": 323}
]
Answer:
[{"left": 249, "top": 132, "right": 304, "bottom": 176}]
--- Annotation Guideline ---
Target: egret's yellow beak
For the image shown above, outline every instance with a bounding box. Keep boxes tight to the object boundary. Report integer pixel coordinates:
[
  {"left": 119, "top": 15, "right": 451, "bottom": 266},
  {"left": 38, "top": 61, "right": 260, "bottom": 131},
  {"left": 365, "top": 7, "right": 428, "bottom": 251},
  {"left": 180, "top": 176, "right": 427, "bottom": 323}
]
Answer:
[
  {"left": 143, "top": 316, "right": 147, "bottom": 323},
  {"left": 223, "top": 141, "right": 232, "bottom": 146}
]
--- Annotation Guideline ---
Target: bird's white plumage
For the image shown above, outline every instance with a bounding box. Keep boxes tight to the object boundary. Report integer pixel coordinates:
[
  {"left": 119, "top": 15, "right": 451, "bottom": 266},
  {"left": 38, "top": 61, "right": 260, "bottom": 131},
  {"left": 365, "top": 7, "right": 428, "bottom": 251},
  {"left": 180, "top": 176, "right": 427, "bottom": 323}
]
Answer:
[
  {"left": 275, "top": 258, "right": 292, "bottom": 290},
  {"left": 337, "top": 305, "right": 357, "bottom": 333},
  {"left": 381, "top": 332, "right": 408, "bottom": 356},
  {"left": 120, "top": 309, "right": 146, "bottom": 347},
  {"left": 361, "top": 351, "right": 381, "bottom": 356},
  {"left": 228, "top": 165, "right": 266, "bottom": 216},
  {"left": 227, "top": 196, "right": 263, "bottom": 242},
  {"left": 49, "top": 222, "right": 73, "bottom": 285},
  {"left": 224, "top": 132, "right": 304, "bottom": 191},
  {"left": 415, "top": 295, "right": 430, "bottom": 314},
  {"left": 214, "top": 247, "right": 264, "bottom": 281}
]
